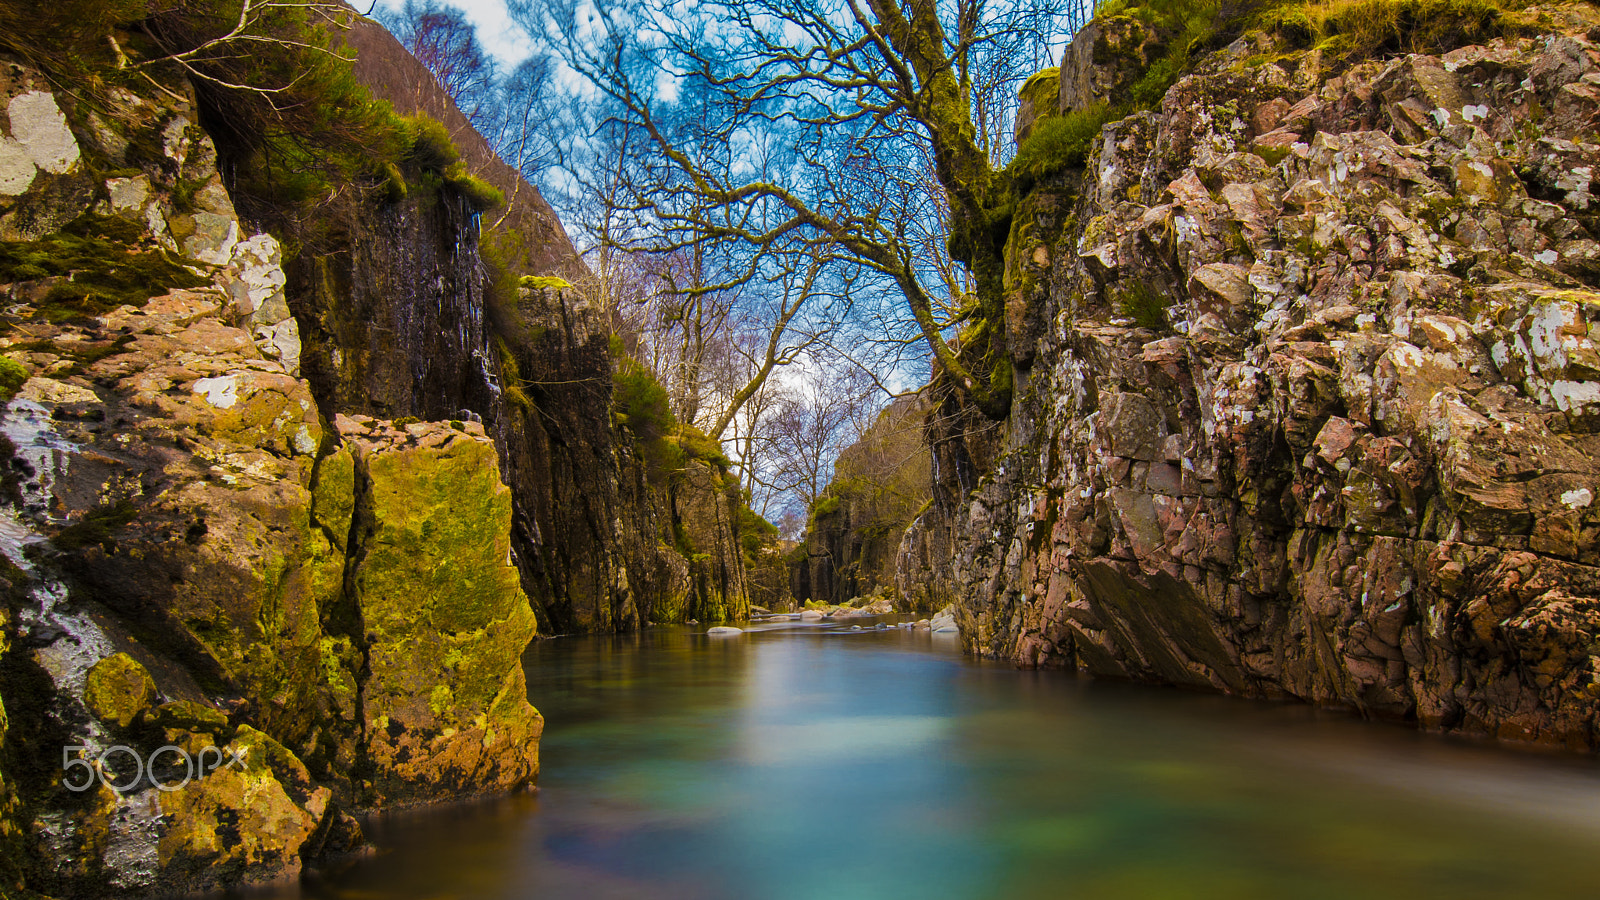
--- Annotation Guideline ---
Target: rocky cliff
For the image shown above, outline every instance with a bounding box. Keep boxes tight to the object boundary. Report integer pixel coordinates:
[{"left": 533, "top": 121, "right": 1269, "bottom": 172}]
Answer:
[
  {"left": 911, "top": 3, "right": 1600, "bottom": 749},
  {"left": 0, "top": 6, "right": 751, "bottom": 897},
  {"left": 796, "top": 396, "right": 932, "bottom": 610},
  {"left": 0, "top": 58, "right": 539, "bottom": 894},
  {"left": 248, "top": 16, "right": 753, "bottom": 636}
]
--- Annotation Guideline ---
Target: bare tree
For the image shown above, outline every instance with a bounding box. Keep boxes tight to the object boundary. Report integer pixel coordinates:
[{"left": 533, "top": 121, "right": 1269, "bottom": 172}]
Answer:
[
  {"left": 523, "top": 0, "right": 1077, "bottom": 421},
  {"left": 755, "top": 365, "right": 878, "bottom": 519},
  {"left": 377, "top": 0, "right": 498, "bottom": 124}
]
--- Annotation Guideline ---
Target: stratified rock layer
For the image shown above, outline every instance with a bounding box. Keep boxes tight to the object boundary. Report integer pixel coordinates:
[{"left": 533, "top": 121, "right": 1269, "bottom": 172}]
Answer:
[{"left": 918, "top": 12, "right": 1600, "bottom": 749}]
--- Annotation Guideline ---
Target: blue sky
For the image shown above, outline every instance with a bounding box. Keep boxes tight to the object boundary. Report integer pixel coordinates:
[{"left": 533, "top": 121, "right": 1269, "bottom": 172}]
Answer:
[{"left": 370, "top": 0, "right": 538, "bottom": 67}]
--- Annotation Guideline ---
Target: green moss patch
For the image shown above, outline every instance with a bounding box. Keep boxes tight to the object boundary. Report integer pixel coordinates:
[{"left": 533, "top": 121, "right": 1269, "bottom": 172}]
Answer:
[
  {"left": 0, "top": 215, "right": 209, "bottom": 321},
  {"left": 1019, "top": 66, "right": 1062, "bottom": 116},
  {"left": 1008, "top": 103, "right": 1118, "bottom": 189},
  {"left": 0, "top": 358, "right": 29, "bottom": 402},
  {"left": 520, "top": 275, "right": 573, "bottom": 291},
  {"left": 443, "top": 163, "right": 505, "bottom": 212},
  {"left": 1264, "top": 0, "right": 1530, "bottom": 59}
]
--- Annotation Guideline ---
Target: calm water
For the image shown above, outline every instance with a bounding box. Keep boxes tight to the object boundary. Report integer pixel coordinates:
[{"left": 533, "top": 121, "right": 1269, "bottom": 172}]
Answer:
[{"left": 269, "top": 619, "right": 1600, "bottom": 900}]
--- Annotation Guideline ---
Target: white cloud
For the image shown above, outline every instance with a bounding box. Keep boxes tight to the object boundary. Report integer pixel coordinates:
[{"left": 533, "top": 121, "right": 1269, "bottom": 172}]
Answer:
[{"left": 371, "top": 0, "right": 539, "bottom": 67}]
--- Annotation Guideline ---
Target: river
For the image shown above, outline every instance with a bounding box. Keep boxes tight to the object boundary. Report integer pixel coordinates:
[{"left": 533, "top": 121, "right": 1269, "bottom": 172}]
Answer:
[{"left": 265, "top": 617, "right": 1600, "bottom": 899}]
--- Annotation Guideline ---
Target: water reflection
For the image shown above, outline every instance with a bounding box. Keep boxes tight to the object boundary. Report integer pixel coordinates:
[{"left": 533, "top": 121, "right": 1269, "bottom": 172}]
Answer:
[{"left": 264, "top": 620, "right": 1600, "bottom": 900}]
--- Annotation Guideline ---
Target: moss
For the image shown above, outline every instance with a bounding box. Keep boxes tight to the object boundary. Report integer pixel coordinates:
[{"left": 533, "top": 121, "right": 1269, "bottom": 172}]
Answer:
[
  {"left": 1113, "top": 279, "right": 1174, "bottom": 330},
  {"left": 83, "top": 653, "right": 156, "bottom": 728},
  {"left": 312, "top": 446, "right": 356, "bottom": 545},
  {"left": 520, "top": 275, "right": 574, "bottom": 291},
  {"left": 494, "top": 336, "right": 534, "bottom": 411},
  {"left": 52, "top": 500, "right": 138, "bottom": 551},
  {"left": 0, "top": 357, "right": 28, "bottom": 402},
  {"left": 442, "top": 162, "right": 505, "bottom": 212},
  {"left": 382, "top": 162, "right": 409, "bottom": 203},
  {"left": 1254, "top": 144, "right": 1292, "bottom": 166},
  {"left": 1018, "top": 66, "right": 1062, "bottom": 117},
  {"left": 352, "top": 434, "right": 541, "bottom": 797},
  {"left": 138, "top": 700, "right": 233, "bottom": 739},
  {"left": 1008, "top": 103, "right": 1118, "bottom": 189},
  {"left": 406, "top": 114, "right": 460, "bottom": 170},
  {"left": 0, "top": 214, "right": 210, "bottom": 320},
  {"left": 675, "top": 426, "right": 732, "bottom": 469},
  {"left": 1258, "top": 0, "right": 1531, "bottom": 58},
  {"left": 612, "top": 354, "right": 684, "bottom": 479},
  {"left": 738, "top": 506, "right": 780, "bottom": 558},
  {"left": 812, "top": 495, "right": 843, "bottom": 519}
]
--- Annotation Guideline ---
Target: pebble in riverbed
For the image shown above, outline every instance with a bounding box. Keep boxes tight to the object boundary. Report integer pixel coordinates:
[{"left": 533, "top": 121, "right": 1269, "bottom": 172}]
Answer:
[{"left": 707, "top": 626, "right": 743, "bottom": 635}]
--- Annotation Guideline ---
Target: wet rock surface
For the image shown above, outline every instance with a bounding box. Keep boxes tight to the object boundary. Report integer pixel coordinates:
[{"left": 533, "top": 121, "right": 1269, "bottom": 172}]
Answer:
[{"left": 916, "top": 13, "right": 1600, "bottom": 749}]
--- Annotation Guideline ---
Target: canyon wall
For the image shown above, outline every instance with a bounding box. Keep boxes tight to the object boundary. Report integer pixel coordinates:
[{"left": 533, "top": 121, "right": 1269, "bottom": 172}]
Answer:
[
  {"left": 796, "top": 396, "right": 933, "bottom": 610},
  {"left": 0, "top": 62, "right": 538, "bottom": 895},
  {"left": 0, "top": 10, "right": 751, "bottom": 897},
  {"left": 912, "top": 5, "right": 1600, "bottom": 749}
]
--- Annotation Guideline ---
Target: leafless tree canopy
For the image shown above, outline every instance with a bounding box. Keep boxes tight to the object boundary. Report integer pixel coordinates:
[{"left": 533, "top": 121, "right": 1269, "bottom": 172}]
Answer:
[
  {"left": 518, "top": 0, "right": 1081, "bottom": 422},
  {"left": 380, "top": 0, "right": 1086, "bottom": 525}
]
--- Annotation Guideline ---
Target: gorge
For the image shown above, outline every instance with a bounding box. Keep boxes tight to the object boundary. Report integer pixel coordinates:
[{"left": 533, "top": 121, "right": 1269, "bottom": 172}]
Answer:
[{"left": 3, "top": 0, "right": 1600, "bottom": 896}]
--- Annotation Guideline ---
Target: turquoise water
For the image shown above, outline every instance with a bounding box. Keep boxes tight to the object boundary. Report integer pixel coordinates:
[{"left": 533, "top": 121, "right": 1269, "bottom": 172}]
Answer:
[{"left": 282, "top": 619, "right": 1600, "bottom": 899}]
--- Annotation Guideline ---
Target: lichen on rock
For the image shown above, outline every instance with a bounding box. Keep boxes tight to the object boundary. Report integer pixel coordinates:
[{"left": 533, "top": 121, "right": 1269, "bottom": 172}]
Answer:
[
  {"left": 337, "top": 415, "right": 542, "bottom": 804},
  {"left": 0, "top": 55, "right": 548, "bottom": 896}
]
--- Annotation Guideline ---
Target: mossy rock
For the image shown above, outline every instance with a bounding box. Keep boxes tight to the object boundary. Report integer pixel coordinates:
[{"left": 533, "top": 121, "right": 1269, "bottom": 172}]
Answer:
[
  {"left": 84, "top": 653, "right": 156, "bottom": 728},
  {"left": 0, "top": 214, "right": 209, "bottom": 321},
  {"left": 0, "top": 357, "right": 28, "bottom": 402},
  {"left": 1019, "top": 66, "right": 1062, "bottom": 116},
  {"left": 139, "top": 700, "right": 231, "bottom": 737},
  {"left": 352, "top": 434, "right": 542, "bottom": 801},
  {"left": 520, "top": 275, "right": 572, "bottom": 291}
]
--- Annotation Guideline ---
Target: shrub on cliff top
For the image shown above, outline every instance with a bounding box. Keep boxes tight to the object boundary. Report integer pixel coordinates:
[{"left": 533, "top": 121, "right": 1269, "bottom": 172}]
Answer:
[
  {"left": 612, "top": 351, "right": 686, "bottom": 479},
  {"left": 738, "top": 505, "right": 780, "bottom": 557},
  {"left": 407, "top": 114, "right": 461, "bottom": 169}
]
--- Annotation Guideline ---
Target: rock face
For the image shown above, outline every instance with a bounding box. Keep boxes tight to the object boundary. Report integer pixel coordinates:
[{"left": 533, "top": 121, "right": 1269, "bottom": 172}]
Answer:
[
  {"left": 915, "top": 11, "right": 1600, "bottom": 749},
  {"left": 264, "top": 18, "right": 754, "bottom": 635},
  {"left": 796, "top": 396, "right": 933, "bottom": 610},
  {"left": 335, "top": 416, "right": 541, "bottom": 804},
  {"left": 0, "top": 61, "right": 540, "bottom": 896}
]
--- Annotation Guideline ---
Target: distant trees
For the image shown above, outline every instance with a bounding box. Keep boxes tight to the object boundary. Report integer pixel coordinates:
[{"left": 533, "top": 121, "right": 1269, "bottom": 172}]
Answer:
[
  {"left": 755, "top": 366, "right": 879, "bottom": 518},
  {"left": 378, "top": 0, "right": 495, "bottom": 119},
  {"left": 377, "top": 0, "right": 563, "bottom": 183}
]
